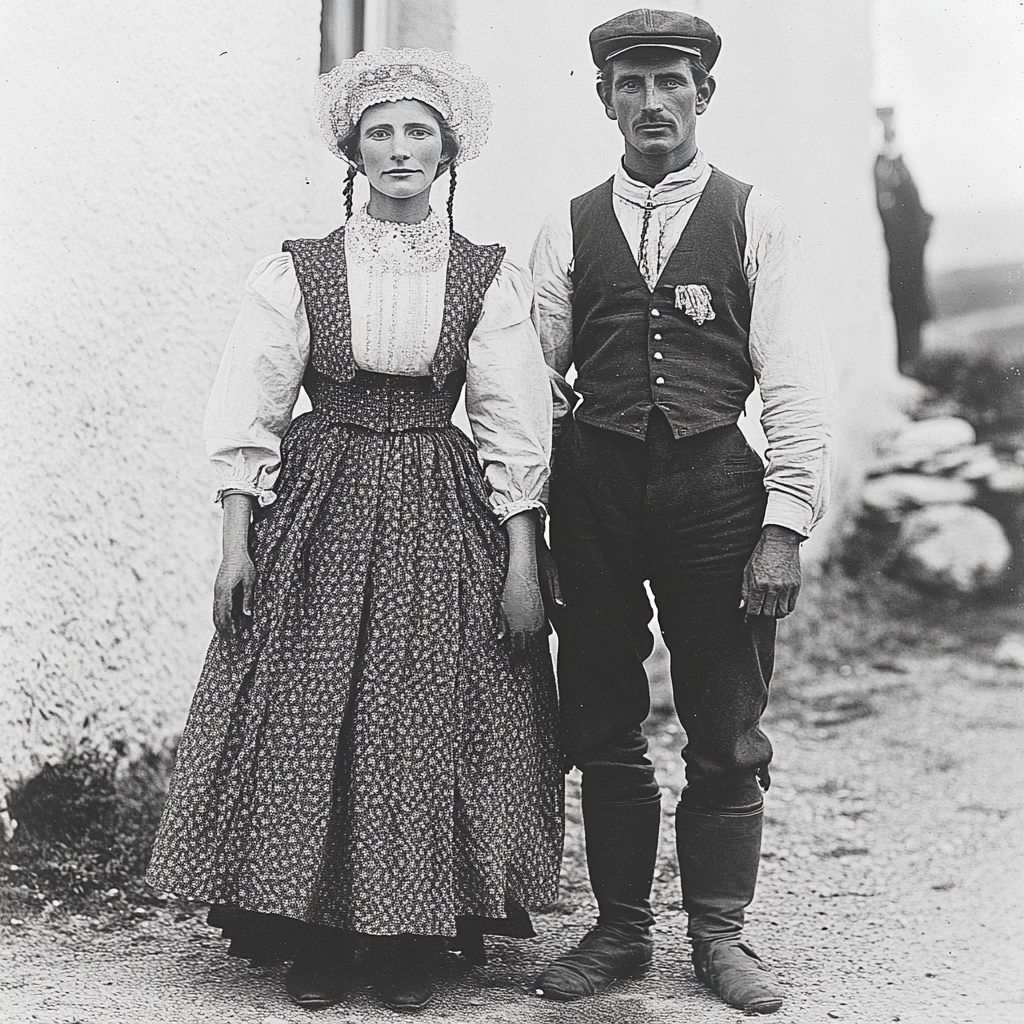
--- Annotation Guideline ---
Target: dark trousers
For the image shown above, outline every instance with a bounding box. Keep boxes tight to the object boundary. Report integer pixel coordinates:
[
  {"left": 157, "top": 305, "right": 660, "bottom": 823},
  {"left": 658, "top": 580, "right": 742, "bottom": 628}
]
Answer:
[{"left": 550, "top": 412, "right": 775, "bottom": 812}]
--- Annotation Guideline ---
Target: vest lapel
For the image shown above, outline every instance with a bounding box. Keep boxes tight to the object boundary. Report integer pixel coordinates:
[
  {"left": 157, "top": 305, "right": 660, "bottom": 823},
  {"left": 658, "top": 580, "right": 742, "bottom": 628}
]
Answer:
[
  {"left": 652, "top": 168, "right": 724, "bottom": 291},
  {"left": 599, "top": 178, "right": 653, "bottom": 294}
]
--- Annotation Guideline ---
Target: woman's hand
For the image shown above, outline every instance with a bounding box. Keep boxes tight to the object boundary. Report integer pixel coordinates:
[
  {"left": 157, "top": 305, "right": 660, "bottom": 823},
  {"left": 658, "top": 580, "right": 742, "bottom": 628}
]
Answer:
[
  {"left": 213, "top": 553, "right": 256, "bottom": 636},
  {"left": 499, "top": 510, "right": 544, "bottom": 656},
  {"left": 214, "top": 492, "right": 256, "bottom": 636},
  {"left": 499, "top": 567, "right": 546, "bottom": 655}
]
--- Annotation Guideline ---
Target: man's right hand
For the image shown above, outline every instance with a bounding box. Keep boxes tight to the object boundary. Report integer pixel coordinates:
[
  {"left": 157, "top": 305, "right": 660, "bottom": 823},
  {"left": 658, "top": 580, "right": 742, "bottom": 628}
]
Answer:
[
  {"left": 536, "top": 533, "right": 564, "bottom": 619},
  {"left": 213, "top": 554, "right": 256, "bottom": 635}
]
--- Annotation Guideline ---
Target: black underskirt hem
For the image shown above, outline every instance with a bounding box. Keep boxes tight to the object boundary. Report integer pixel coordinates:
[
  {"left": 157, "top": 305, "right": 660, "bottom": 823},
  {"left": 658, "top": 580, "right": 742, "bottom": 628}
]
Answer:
[{"left": 206, "top": 901, "right": 536, "bottom": 966}]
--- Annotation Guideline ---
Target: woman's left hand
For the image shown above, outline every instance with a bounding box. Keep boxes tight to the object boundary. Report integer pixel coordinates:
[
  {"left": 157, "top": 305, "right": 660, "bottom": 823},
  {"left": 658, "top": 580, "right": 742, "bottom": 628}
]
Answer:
[{"left": 499, "top": 567, "right": 545, "bottom": 656}]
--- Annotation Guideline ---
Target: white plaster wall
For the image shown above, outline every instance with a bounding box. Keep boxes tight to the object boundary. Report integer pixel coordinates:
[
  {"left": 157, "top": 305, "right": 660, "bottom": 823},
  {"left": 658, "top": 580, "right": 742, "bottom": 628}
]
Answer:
[
  {"left": 0, "top": 0, "right": 337, "bottom": 789},
  {"left": 0, "top": 0, "right": 897, "bottom": 788}
]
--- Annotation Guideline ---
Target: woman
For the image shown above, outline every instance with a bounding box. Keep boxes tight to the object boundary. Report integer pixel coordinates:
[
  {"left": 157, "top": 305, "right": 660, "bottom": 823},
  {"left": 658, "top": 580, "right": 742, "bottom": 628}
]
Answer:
[{"left": 147, "top": 48, "right": 563, "bottom": 1013}]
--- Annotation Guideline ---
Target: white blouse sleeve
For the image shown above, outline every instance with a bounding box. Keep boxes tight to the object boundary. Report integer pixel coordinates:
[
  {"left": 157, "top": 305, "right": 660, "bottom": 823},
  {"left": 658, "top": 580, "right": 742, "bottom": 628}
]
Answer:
[
  {"left": 203, "top": 253, "right": 310, "bottom": 506},
  {"left": 465, "top": 259, "right": 553, "bottom": 523}
]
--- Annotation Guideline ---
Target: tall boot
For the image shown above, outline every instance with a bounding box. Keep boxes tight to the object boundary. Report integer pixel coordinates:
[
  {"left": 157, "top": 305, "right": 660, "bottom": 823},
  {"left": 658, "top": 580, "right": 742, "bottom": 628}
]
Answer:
[
  {"left": 535, "top": 786, "right": 661, "bottom": 1000},
  {"left": 676, "top": 804, "right": 784, "bottom": 1015}
]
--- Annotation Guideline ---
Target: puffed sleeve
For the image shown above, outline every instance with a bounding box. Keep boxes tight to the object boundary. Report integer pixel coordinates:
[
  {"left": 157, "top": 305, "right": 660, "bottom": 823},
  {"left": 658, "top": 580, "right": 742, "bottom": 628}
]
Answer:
[
  {"left": 203, "top": 253, "right": 310, "bottom": 506},
  {"left": 465, "top": 259, "right": 553, "bottom": 523}
]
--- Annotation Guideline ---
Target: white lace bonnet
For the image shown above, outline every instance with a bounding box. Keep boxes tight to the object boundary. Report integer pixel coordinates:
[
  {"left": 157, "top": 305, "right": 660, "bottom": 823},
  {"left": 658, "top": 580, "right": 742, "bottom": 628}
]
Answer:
[{"left": 314, "top": 47, "right": 492, "bottom": 166}]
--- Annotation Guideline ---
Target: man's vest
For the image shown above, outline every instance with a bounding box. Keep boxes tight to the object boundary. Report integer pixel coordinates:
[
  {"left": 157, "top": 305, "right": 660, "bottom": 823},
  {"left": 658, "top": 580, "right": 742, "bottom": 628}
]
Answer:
[{"left": 569, "top": 168, "right": 754, "bottom": 439}]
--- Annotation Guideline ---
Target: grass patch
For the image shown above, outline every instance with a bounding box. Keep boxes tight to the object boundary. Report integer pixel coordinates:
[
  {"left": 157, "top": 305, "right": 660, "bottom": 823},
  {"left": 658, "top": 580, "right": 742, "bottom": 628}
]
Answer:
[
  {"left": 1, "top": 741, "right": 175, "bottom": 916},
  {"left": 776, "top": 561, "right": 1021, "bottom": 684},
  {"left": 915, "top": 350, "right": 1023, "bottom": 441}
]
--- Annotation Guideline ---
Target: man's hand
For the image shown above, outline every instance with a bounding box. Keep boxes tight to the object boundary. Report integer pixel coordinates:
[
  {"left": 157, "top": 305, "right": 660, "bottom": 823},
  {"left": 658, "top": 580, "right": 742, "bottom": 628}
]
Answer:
[
  {"left": 741, "top": 525, "right": 803, "bottom": 621},
  {"left": 536, "top": 533, "right": 564, "bottom": 619}
]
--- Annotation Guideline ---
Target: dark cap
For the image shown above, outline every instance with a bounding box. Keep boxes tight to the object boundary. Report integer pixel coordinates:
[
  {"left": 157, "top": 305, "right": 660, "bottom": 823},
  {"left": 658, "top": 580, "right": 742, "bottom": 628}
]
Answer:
[{"left": 589, "top": 8, "right": 721, "bottom": 70}]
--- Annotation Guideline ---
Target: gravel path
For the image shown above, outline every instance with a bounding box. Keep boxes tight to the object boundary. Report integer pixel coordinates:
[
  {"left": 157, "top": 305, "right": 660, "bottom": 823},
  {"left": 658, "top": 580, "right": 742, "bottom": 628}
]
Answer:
[{"left": 3, "top": 648, "right": 1022, "bottom": 1024}]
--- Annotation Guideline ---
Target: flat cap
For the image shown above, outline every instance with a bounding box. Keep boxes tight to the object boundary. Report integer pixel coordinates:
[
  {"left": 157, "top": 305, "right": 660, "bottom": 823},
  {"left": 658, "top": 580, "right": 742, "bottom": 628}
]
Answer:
[{"left": 589, "top": 8, "right": 721, "bottom": 70}]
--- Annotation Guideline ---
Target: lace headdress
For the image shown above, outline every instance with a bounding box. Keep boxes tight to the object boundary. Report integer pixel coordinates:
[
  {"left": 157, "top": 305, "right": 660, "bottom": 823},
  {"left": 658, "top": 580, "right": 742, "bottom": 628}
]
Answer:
[{"left": 315, "top": 47, "right": 493, "bottom": 166}]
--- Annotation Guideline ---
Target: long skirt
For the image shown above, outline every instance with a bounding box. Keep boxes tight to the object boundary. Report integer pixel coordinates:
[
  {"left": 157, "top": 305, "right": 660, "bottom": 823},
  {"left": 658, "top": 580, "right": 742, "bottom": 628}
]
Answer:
[{"left": 147, "top": 392, "right": 563, "bottom": 949}]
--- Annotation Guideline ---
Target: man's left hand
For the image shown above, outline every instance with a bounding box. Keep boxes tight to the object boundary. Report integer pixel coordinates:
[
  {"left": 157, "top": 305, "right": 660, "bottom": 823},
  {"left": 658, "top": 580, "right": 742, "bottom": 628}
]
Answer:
[{"left": 741, "top": 525, "right": 804, "bottom": 620}]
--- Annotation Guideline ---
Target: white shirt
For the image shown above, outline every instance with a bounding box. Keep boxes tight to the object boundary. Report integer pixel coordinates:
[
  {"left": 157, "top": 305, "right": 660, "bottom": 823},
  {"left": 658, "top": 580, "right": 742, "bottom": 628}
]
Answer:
[
  {"left": 204, "top": 246, "right": 552, "bottom": 523},
  {"left": 530, "top": 152, "right": 837, "bottom": 537}
]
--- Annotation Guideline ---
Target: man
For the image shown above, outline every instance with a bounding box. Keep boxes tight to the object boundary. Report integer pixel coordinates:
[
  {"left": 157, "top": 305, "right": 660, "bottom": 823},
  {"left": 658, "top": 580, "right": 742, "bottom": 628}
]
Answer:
[
  {"left": 531, "top": 9, "right": 836, "bottom": 1015},
  {"left": 874, "top": 106, "right": 933, "bottom": 375}
]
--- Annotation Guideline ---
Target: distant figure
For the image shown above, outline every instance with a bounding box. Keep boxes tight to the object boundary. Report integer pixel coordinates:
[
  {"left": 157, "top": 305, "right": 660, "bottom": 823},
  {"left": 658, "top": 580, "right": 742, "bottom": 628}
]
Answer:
[{"left": 875, "top": 107, "right": 934, "bottom": 375}]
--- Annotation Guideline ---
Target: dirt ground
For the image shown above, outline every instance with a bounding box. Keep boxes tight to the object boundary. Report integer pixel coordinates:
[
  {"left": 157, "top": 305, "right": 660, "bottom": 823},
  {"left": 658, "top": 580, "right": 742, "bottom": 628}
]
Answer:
[{"left": 3, "top": 604, "right": 1023, "bottom": 1024}]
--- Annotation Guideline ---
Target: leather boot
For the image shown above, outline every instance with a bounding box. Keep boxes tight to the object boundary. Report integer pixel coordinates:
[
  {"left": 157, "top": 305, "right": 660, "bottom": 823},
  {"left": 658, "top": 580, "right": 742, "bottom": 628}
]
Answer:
[
  {"left": 535, "top": 790, "right": 661, "bottom": 1000},
  {"left": 676, "top": 804, "right": 784, "bottom": 1014},
  {"left": 375, "top": 936, "right": 434, "bottom": 1013}
]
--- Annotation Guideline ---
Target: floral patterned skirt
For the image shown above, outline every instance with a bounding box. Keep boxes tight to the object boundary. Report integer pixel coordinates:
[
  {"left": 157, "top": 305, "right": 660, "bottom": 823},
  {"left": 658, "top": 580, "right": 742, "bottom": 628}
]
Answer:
[{"left": 147, "top": 394, "right": 563, "bottom": 945}]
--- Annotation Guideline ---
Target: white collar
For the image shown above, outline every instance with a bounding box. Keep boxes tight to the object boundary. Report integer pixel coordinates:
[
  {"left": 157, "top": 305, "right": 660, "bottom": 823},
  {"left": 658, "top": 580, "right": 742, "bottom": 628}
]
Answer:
[{"left": 613, "top": 151, "right": 710, "bottom": 208}]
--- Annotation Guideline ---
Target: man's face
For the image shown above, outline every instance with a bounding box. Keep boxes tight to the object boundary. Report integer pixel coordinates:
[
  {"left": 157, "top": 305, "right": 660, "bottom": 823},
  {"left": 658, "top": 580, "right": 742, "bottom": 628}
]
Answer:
[{"left": 602, "top": 51, "right": 714, "bottom": 163}]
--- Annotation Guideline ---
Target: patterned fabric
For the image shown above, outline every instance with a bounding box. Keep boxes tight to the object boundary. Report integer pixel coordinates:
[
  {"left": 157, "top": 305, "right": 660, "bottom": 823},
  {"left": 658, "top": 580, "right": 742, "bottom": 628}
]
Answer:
[
  {"left": 147, "top": 233, "right": 563, "bottom": 942},
  {"left": 283, "top": 227, "right": 504, "bottom": 392}
]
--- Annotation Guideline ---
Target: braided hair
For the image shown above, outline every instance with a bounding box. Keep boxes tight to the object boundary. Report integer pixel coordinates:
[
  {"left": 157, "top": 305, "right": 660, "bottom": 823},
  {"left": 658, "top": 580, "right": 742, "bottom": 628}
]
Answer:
[
  {"left": 343, "top": 164, "right": 357, "bottom": 220},
  {"left": 446, "top": 165, "right": 457, "bottom": 235},
  {"left": 335, "top": 103, "right": 461, "bottom": 227}
]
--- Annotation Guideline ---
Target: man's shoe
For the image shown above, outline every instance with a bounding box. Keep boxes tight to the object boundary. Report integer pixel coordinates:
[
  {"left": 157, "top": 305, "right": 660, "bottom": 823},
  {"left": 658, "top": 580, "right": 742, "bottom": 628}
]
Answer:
[
  {"left": 534, "top": 925, "right": 654, "bottom": 1001},
  {"left": 376, "top": 939, "right": 434, "bottom": 1012},
  {"left": 285, "top": 955, "right": 346, "bottom": 1010},
  {"left": 692, "top": 939, "right": 783, "bottom": 1014}
]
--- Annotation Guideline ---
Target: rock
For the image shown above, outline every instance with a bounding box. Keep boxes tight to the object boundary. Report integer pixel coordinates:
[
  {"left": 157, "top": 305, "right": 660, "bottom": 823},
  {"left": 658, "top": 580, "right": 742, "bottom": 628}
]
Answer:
[
  {"left": 897, "top": 506, "right": 1012, "bottom": 594},
  {"left": 993, "top": 636, "right": 1024, "bottom": 668},
  {"left": 915, "top": 442, "right": 994, "bottom": 477},
  {"left": 881, "top": 417, "right": 977, "bottom": 469},
  {"left": 984, "top": 465, "right": 1024, "bottom": 494},
  {"left": 952, "top": 450, "right": 1004, "bottom": 481},
  {"left": 0, "top": 806, "right": 17, "bottom": 843},
  {"left": 861, "top": 474, "right": 976, "bottom": 519}
]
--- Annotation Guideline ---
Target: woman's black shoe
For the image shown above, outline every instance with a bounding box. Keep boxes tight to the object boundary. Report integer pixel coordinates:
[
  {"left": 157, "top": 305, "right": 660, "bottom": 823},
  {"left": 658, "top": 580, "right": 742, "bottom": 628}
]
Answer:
[
  {"left": 285, "top": 954, "right": 346, "bottom": 1010},
  {"left": 376, "top": 937, "right": 435, "bottom": 1012}
]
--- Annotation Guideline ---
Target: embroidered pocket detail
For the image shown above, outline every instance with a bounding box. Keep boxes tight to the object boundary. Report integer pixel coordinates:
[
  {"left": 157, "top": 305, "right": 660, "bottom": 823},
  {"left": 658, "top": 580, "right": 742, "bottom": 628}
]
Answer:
[{"left": 674, "top": 284, "right": 716, "bottom": 326}]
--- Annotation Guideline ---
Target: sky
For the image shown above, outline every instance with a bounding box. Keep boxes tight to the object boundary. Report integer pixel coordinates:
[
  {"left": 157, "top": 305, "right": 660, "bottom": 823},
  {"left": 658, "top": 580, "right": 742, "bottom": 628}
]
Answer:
[{"left": 872, "top": 0, "right": 1024, "bottom": 215}]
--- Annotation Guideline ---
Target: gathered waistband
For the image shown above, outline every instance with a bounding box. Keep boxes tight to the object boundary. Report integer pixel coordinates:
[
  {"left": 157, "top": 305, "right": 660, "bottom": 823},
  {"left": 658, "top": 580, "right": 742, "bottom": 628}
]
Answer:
[{"left": 310, "top": 371, "right": 458, "bottom": 431}]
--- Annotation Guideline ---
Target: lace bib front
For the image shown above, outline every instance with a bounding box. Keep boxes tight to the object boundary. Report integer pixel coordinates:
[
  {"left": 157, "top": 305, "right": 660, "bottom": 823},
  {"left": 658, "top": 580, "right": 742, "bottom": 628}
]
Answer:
[
  {"left": 344, "top": 207, "right": 449, "bottom": 375},
  {"left": 283, "top": 219, "right": 505, "bottom": 391}
]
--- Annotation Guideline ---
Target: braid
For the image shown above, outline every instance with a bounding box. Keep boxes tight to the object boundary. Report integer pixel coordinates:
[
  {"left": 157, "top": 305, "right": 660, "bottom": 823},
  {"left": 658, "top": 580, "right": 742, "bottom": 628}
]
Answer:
[
  {"left": 343, "top": 165, "right": 356, "bottom": 220},
  {"left": 446, "top": 164, "right": 457, "bottom": 235}
]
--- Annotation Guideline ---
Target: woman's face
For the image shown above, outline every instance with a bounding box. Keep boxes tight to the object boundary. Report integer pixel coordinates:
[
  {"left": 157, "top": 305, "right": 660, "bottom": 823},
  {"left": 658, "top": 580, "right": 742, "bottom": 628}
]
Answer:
[{"left": 356, "top": 99, "right": 445, "bottom": 201}]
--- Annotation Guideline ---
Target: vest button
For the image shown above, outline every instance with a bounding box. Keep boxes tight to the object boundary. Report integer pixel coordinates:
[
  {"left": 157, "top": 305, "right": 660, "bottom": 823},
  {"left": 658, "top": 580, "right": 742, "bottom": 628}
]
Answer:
[
  {"left": 650, "top": 308, "right": 661, "bottom": 317},
  {"left": 653, "top": 333, "right": 662, "bottom": 341},
  {"left": 655, "top": 376, "right": 665, "bottom": 385},
  {"left": 653, "top": 352, "right": 663, "bottom": 360}
]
